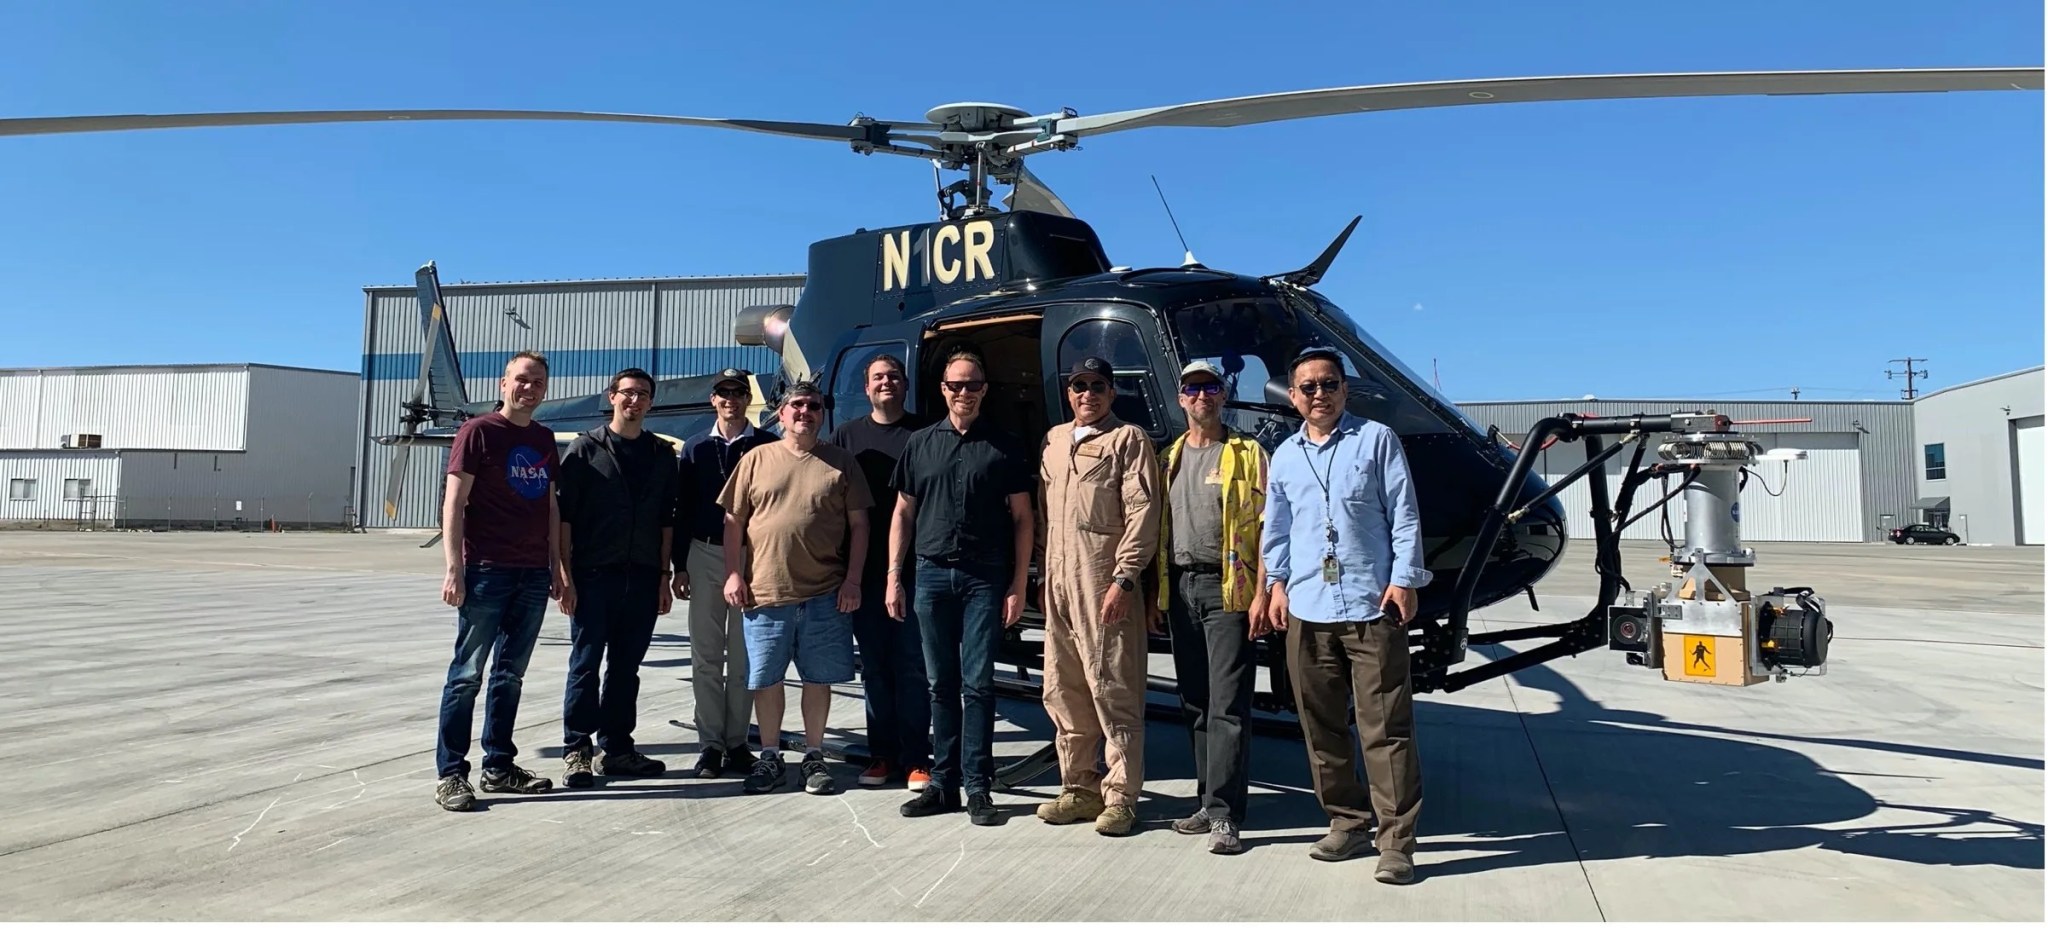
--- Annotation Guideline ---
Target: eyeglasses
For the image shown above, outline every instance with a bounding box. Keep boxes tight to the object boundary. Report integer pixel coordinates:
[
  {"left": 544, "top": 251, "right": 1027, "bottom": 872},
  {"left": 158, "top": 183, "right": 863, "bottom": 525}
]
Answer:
[
  {"left": 786, "top": 399, "right": 822, "bottom": 412},
  {"left": 611, "top": 388, "right": 652, "bottom": 400},
  {"left": 940, "top": 380, "right": 986, "bottom": 394},
  {"left": 1069, "top": 379, "right": 1109, "bottom": 395},
  {"left": 1295, "top": 378, "right": 1343, "bottom": 396},
  {"left": 1180, "top": 382, "right": 1223, "bottom": 397}
]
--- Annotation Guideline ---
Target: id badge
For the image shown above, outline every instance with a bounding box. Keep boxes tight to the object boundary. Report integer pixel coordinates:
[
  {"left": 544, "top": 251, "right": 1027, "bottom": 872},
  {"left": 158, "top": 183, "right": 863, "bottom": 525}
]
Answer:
[{"left": 1321, "top": 554, "right": 1341, "bottom": 584}]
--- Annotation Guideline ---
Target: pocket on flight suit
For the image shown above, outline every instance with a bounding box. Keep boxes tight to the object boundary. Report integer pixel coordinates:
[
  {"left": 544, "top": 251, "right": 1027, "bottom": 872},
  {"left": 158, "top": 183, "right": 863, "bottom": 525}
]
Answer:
[{"left": 1071, "top": 446, "right": 1123, "bottom": 539}]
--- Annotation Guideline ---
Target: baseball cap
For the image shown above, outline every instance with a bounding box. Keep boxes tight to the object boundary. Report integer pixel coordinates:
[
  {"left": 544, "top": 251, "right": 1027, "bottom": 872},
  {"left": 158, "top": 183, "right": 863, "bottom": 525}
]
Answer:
[
  {"left": 712, "top": 368, "right": 751, "bottom": 389},
  {"left": 1066, "top": 356, "right": 1113, "bottom": 382},
  {"left": 1287, "top": 346, "right": 1344, "bottom": 376},
  {"left": 1179, "top": 360, "right": 1225, "bottom": 382}
]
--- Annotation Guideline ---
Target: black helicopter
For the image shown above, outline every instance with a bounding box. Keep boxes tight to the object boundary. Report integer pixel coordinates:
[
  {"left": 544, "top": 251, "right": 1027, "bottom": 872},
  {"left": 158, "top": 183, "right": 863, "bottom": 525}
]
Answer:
[{"left": 10, "top": 66, "right": 2037, "bottom": 749}]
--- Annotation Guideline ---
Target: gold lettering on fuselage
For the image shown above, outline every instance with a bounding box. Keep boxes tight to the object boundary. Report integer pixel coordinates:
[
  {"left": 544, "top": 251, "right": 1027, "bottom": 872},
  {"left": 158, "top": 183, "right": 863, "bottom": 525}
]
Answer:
[{"left": 877, "top": 219, "right": 998, "bottom": 291}]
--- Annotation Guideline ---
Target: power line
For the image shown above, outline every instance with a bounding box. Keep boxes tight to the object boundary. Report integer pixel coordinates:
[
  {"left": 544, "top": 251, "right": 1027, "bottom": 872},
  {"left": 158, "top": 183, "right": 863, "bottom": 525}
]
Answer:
[{"left": 1886, "top": 357, "right": 1930, "bottom": 400}]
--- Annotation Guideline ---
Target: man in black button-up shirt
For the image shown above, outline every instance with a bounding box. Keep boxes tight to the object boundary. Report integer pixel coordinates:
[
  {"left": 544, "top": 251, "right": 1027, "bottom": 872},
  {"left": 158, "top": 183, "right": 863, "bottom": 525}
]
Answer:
[{"left": 888, "top": 349, "right": 1034, "bottom": 826}]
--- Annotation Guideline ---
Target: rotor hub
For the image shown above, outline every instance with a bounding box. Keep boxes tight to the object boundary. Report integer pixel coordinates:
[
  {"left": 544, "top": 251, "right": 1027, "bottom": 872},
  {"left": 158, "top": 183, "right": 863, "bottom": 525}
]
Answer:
[{"left": 924, "top": 102, "right": 1031, "bottom": 134}]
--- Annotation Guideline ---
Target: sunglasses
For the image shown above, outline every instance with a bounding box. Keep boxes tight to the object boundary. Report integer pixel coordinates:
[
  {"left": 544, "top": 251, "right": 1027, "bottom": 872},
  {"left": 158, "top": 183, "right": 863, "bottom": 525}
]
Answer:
[
  {"left": 1069, "top": 379, "right": 1110, "bottom": 395},
  {"left": 940, "top": 380, "right": 986, "bottom": 394},
  {"left": 1295, "top": 378, "right": 1343, "bottom": 397},
  {"left": 714, "top": 386, "right": 750, "bottom": 399},
  {"left": 786, "top": 399, "right": 822, "bottom": 412},
  {"left": 1180, "top": 381, "right": 1223, "bottom": 397}
]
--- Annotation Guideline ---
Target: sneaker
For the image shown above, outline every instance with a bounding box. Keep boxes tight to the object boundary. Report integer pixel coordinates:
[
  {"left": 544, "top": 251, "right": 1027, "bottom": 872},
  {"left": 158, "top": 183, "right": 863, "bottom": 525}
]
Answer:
[
  {"left": 435, "top": 775, "right": 474, "bottom": 811},
  {"left": 563, "top": 746, "right": 595, "bottom": 789},
  {"left": 479, "top": 765, "right": 552, "bottom": 794},
  {"left": 743, "top": 751, "right": 786, "bottom": 794},
  {"left": 1207, "top": 817, "right": 1244, "bottom": 855},
  {"left": 801, "top": 751, "right": 837, "bottom": 795},
  {"left": 693, "top": 747, "right": 725, "bottom": 779},
  {"left": 1035, "top": 788, "right": 1106, "bottom": 824},
  {"left": 858, "top": 759, "right": 893, "bottom": 787},
  {"left": 1374, "top": 850, "right": 1416, "bottom": 885},
  {"left": 597, "top": 749, "right": 667, "bottom": 779},
  {"left": 727, "top": 744, "right": 758, "bottom": 771},
  {"left": 1172, "top": 808, "right": 1212, "bottom": 836},
  {"left": 1309, "top": 828, "right": 1373, "bottom": 862},
  {"left": 1095, "top": 803, "right": 1138, "bottom": 836},
  {"left": 899, "top": 784, "right": 961, "bottom": 817},
  {"left": 967, "top": 791, "right": 1002, "bottom": 827},
  {"left": 905, "top": 766, "right": 932, "bottom": 792}
]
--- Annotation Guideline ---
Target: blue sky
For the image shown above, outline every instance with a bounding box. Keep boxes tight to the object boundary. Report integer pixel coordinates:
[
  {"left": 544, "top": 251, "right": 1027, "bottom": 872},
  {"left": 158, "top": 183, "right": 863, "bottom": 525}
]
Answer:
[{"left": 1, "top": 1, "right": 2039, "bottom": 402}]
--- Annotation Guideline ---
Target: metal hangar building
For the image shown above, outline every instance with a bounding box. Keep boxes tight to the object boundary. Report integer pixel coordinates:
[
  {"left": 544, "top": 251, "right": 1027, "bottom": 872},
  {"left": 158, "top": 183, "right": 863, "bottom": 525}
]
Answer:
[
  {"left": 355, "top": 272, "right": 805, "bottom": 529},
  {"left": 1909, "top": 365, "right": 2043, "bottom": 546},
  {"left": 0, "top": 363, "right": 358, "bottom": 529}
]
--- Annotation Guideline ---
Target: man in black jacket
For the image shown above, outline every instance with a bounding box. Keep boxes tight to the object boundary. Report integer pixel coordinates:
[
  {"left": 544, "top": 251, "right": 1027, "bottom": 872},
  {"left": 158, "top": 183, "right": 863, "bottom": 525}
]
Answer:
[{"left": 555, "top": 367, "right": 680, "bottom": 787}]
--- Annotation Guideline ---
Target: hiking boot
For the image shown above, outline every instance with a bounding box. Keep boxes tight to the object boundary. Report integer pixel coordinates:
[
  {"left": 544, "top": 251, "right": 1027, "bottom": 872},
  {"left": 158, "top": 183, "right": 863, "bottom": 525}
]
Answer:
[
  {"left": 858, "top": 759, "right": 893, "bottom": 787},
  {"left": 435, "top": 775, "right": 474, "bottom": 811},
  {"left": 479, "top": 765, "right": 552, "bottom": 794},
  {"left": 563, "top": 746, "right": 595, "bottom": 789},
  {"left": 1095, "top": 803, "right": 1138, "bottom": 836},
  {"left": 597, "top": 749, "right": 666, "bottom": 779},
  {"left": 905, "top": 766, "right": 932, "bottom": 792},
  {"left": 1035, "top": 788, "right": 1106, "bottom": 824},
  {"left": 1309, "top": 828, "right": 1373, "bottom": 862},
  {"left": 693, "top": 747, "right": 725, "bottom": 778},
  {"left": 1207, "top": 817, "right": 1243, "bottom": 855},
  {"left": 900, "top": 784, "right": 961, "bottom": 817},
  {"left": 1172, "top": 808, "right": 1212, "bottom": 835},
  {"left": 967, "top": 791, "right": 1002, "bottom": 827},
  {"left": 743, "top": 751, "right": 786, "bottom": 794},
  {"left": 1374, "top": 850, "right": 1416, "bottom": 885},
  {"left": 801, "top": 750, "right": 837, "bottom": 795}
]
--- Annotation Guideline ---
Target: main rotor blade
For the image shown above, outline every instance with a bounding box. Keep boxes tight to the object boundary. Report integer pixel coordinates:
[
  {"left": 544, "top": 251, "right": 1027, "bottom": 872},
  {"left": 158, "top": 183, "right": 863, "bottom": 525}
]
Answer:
[
  {"left": 1052, "top": 67, "right": 2044, "bottom": 138},
  {"left": 0, "top": 108, "right": 933, "bottom": 143}
]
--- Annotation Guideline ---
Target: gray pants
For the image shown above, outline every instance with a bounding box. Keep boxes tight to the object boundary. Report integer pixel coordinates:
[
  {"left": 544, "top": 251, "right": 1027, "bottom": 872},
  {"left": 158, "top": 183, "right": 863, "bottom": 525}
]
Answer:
[
  {"left": 687, "top": 539, "right": 752, "bottom": 752},
  {"left": 1166, "top": 568, "right": 1255, "bottom": 824}
]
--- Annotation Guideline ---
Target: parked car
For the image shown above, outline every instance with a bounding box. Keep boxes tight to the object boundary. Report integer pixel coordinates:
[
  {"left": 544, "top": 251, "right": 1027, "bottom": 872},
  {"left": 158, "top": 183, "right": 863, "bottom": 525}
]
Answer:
[{"left": 1890, "top": 523, "right": 1961, "bottom": 545}]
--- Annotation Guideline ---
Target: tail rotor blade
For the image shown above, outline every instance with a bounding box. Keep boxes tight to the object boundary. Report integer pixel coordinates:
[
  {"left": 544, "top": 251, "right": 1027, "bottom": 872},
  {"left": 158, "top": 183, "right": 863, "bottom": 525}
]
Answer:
[{"left": 382, "top": 442, "right": 412, "bottom": 521}]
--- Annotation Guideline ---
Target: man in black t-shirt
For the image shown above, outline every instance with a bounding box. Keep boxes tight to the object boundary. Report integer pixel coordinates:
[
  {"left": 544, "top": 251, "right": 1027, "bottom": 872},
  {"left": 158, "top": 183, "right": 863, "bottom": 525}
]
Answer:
[{"left": 827, "top": 354, "right": 934, "bottom": 793}]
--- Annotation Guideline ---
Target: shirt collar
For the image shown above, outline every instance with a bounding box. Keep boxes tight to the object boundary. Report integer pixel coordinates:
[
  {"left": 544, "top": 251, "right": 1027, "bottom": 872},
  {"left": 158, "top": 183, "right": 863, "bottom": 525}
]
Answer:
[
  {"left": 1291, "top": 412, "right": 1363, "bottom": 449},
  {"left": 707, "top": 422, "right": 756, "bottom": 444}
]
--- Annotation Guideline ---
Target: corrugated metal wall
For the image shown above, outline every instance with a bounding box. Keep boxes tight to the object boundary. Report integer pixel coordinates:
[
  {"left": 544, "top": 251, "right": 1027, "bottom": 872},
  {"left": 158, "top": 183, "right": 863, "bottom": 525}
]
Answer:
[
  {"left": 1455, "top": 399, "right": 1915, "bottom": 542},
  {"left": 0, "top": 451, "right": 122, "bottom": 524},
  {"left": 0, "top": 367, "right": 250, "bottom": 450},
  {"left": 357, "top": 274, "right": 803, "bottom": 528}
]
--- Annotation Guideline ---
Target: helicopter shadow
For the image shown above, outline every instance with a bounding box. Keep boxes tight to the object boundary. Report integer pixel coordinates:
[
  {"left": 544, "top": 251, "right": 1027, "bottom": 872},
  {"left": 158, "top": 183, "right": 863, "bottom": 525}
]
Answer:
[{"left": 1403, "top": 649, "right": 2043, "bottom": 878}]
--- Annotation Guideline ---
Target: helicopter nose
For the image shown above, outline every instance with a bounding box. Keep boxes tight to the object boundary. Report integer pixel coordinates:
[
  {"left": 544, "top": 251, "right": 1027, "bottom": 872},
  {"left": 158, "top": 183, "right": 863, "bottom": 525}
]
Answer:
[{"left": 1401, "top": 434, "right": 1569, "bottom": 622}]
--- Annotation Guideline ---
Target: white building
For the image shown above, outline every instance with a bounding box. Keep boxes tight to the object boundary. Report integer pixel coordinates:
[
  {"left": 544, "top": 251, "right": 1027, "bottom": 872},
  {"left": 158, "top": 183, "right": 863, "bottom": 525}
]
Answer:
[
  {"left": 0, "top": 364, "right": 358, "bottom": 529},
  {"left": 1911, "top": 366, "right": 2044, "bottom": 545}
]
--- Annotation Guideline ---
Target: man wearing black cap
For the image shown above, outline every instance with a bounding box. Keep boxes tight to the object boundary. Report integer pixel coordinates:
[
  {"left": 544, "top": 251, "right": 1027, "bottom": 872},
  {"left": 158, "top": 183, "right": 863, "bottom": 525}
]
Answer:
[
  {"left": 1033, "top": 355, "right": 1162, "bottom": 836},
  {"left": 674, "top": 367, "right": 775, "bottom": 778},
  {"left": 1261, "top": 346, "right": 1430, "bottom": 884}
]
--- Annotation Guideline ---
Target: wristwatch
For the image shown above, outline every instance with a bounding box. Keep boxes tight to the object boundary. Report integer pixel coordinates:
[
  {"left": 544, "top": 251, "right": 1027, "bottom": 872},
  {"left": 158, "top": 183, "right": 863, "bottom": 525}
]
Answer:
[{"left": 1113, "top": 575, "right": 1135, "bottom": 593}]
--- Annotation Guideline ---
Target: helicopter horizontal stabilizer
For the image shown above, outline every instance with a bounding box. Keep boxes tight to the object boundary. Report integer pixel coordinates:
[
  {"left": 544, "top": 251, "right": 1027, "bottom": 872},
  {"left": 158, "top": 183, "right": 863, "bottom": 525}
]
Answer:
[{"left": 1270, "top": 215, "right": 1362, "bottom": 288}]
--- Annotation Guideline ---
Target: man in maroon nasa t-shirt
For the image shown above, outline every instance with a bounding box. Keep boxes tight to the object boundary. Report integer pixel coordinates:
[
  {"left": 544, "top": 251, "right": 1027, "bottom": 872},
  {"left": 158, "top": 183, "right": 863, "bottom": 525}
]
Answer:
[{"left": 433, "top": 351, "right": 566, "bottom": 812}]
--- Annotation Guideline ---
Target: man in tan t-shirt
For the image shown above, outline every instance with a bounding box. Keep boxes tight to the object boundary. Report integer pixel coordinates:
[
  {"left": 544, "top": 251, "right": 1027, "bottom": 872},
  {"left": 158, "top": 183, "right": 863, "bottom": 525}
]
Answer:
[{"left": 718, "top": 381, "right": 874, "bottom": 796}]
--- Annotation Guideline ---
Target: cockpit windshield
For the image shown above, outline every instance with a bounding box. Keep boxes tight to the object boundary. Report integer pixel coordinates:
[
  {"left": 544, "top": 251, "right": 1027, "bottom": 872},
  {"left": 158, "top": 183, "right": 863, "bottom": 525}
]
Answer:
[{"left": 1167, "top": 292, "right": 1483, "bottom": 447}]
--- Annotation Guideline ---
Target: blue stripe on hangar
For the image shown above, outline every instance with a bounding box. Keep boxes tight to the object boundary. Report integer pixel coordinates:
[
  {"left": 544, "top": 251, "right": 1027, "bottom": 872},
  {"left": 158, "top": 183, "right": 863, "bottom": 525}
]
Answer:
[{"left": 363, "top": 347, "right": 781, "bottom": 382}]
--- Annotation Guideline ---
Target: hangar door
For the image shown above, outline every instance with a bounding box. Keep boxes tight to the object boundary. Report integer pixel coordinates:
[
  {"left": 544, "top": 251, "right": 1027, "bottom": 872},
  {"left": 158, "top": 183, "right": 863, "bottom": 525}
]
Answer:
[
  {"left": 2016, "top": 418, "right": 2043, "bottom": 545},
  {"left": 1538, "top": 432, "right": 1864, "bottom": 543}
]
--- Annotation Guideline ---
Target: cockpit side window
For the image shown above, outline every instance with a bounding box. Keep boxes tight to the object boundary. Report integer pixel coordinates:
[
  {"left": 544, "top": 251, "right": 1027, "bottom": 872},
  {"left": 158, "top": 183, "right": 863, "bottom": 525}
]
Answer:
[{"left": 1055, "top": 317, "right": 1166, "bottom": 438}]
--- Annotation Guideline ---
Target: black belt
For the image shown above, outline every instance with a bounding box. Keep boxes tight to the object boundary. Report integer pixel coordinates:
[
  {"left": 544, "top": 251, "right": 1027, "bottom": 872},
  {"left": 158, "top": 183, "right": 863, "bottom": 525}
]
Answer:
[{"left": 1171, "top": 562, "right": 1223, "bottom": 575}]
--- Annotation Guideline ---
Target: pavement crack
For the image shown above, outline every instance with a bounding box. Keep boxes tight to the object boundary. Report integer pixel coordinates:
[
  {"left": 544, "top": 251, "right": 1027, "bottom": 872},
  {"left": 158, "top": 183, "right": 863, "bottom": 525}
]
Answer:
[
  {"left": 839, "top": 795, "right": 883, "bottom": 848},
  {"left": 227, "top": 797, "right": 280, "bottom": 851},
  {"left": 914, "top": 839, "right": 967, "bottom": 908}
]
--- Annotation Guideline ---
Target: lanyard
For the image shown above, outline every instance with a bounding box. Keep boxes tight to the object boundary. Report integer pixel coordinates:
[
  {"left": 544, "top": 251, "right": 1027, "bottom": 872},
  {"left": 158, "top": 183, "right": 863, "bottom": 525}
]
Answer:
[{"left": 1300, "top": 433, "right": 1342, "bottom": 554}]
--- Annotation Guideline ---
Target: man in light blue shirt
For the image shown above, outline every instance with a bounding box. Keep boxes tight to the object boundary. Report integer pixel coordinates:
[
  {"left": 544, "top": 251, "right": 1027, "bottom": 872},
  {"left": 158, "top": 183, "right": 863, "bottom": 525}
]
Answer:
[{"left": 1261, "top": 346, "right": 1430, "bottom": 884}]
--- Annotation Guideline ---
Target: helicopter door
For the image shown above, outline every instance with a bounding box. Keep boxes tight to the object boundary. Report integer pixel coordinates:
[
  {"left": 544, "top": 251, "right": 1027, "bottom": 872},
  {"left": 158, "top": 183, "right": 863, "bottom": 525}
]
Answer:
[
  {"left": 1044, "top": 310, "right": 1175, "bottom": 443},
  {"left": 827, "top": 340, "right": 913, "bottom": 432}
]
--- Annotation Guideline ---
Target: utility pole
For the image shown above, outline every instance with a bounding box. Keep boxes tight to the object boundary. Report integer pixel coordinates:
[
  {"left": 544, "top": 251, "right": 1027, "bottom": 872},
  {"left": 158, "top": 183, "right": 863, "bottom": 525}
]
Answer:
[{"left": 1886, "top": 357, "right": 1929, "bottom": 400}]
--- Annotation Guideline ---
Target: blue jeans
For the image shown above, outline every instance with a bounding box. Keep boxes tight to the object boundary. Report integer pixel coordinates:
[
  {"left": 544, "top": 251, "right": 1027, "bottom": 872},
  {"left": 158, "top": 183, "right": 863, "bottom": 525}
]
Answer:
[
  {"left": 853, "top": 575, "right": 932, "bottom": 770},
  {"left": 914, "top": 557, "right": 1008, "bottom": 795},
  {"left": 435, "top": 565, "right": 551, "bottom": 779},
  {"left": 743, "top": 591, "right": 857, "bottom": 690},
  {"left": 562, "top": 565, "right": 661, "bottom": 755}
]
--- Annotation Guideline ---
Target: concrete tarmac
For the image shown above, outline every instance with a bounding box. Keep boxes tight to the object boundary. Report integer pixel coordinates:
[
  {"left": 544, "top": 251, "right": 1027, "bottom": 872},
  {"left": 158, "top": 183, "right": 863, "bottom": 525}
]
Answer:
[{"left": 1, "top": 532, "right": 2039, "bottom": 920}]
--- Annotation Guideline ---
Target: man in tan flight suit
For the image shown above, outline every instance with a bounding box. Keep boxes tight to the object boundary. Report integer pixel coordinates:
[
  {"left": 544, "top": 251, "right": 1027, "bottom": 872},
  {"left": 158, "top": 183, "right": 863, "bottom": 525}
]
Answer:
[{"left": 1035, "top": 355, "right": 1163, "bottom": 836}]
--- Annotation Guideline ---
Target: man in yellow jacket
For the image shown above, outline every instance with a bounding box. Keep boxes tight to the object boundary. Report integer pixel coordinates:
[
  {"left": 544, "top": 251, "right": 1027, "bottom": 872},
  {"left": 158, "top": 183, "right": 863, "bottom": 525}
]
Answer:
[
  {"left": 1035, "top": 355, "right": 1163, "bottom": 836},
  {"left": 1148, "top": 360, "right": 1270, "bottom": 855}
]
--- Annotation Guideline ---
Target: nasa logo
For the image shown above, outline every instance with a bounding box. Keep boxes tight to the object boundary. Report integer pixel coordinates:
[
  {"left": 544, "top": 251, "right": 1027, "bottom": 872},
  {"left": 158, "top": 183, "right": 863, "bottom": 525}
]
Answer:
[
  {"left": 507, "top": 445, "right": 550, "bottom": 501},
  {"left": 879, "top": 219, "right": 997, "bottom": 291}
]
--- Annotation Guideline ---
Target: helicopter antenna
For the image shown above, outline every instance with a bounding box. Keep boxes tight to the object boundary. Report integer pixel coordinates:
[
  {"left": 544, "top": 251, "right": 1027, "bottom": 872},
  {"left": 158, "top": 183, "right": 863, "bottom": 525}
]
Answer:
[{"left": 1150, "top": 174, "right": 1199, "bottom": 267}]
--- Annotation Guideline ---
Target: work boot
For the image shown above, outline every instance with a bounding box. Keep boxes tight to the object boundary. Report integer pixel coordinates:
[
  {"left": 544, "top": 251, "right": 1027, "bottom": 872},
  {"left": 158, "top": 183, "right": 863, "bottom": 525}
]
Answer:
[
  {"left": 1207, "top": 818, "right": 1243, "bottom": 855},
  {"left": 1095, "top": 803, "right": 1138, "bottom": 836},
  {"left": 1035, "top": 788, "right": 1106, "bottom": 824},
  {"left": 1172, "top": 808, "right": 1212, "bottom": 836},
  {"left": 563, "top": 746, "right": 595, "bottom": 788},
  {"left": 597, "top": 749, "right": 666, "bottom": 779},
  {"left": 479, "top": 765, "right": 552, "bottom": 794},
  {"left": 1309, "top": 828, "right": 1373, "bottom": 862},
  {"left": 1374, "top": 850, "right": 1416, "bottom": 885},
  {"left": 435, "top": 775, "right": 474, "bottom": 812}
]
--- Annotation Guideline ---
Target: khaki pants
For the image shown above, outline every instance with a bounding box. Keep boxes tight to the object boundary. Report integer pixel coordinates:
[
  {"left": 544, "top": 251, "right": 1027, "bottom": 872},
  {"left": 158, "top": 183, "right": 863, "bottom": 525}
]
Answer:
[
  {"left": 1043, "top": 580, "right": 1148, "bottom": 808},
  {"left": 1286, "top": 616, "right": 1422, "bottom": 855},
  {"left": 688, "top": 539, "right": 751, "bottom": 751}
]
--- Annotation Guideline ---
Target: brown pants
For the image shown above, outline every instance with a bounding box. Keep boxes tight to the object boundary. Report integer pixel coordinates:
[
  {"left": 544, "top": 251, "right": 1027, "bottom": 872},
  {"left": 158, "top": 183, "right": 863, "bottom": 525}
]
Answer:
[
  {"left": 1043, "top": 581, "right": 1148, "bottom": 808},
  {"left": 1286, "top": 616, "right": 1422, "bottom": 855}
]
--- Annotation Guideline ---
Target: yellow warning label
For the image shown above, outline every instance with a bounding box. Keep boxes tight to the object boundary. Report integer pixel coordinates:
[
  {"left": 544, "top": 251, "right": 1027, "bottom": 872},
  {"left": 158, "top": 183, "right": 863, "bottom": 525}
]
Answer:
[{"left": 1683, "top": 635, "right": 1715, "bottom": 676}]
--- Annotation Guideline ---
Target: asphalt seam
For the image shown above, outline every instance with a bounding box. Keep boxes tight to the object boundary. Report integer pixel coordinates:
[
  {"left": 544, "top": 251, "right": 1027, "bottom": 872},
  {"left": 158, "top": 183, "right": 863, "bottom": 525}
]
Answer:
[{"left": 1487, "top": 633, "right": 1609, "bottom": 922}]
